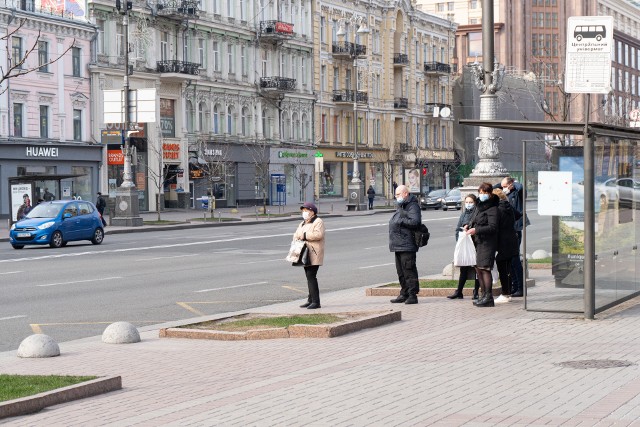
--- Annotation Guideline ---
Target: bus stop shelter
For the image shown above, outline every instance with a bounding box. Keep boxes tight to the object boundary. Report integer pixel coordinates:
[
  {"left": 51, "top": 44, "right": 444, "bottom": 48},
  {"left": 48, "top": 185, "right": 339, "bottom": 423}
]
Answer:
[{"left": 460, "top": 119, "right": 640, "bottom": 319}]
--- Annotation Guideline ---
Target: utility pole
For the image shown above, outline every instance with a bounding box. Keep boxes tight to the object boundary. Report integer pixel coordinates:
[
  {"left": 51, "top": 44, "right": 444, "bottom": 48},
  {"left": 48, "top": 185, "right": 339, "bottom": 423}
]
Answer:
[{"left": 112, "top": 0, "right": 143, "bottom": 226}]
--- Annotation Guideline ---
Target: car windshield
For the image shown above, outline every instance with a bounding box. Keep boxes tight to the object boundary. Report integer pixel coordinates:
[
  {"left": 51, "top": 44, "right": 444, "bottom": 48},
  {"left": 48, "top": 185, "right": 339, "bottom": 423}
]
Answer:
[
  {"left": 447, "top": 189, "right": 461, "bottom": 197},
  {"left": 25, "top": 203, "right": 63, "bottom": 219},
  {"left": 428, "top": 190, "right": 447, "bottom": 197}
]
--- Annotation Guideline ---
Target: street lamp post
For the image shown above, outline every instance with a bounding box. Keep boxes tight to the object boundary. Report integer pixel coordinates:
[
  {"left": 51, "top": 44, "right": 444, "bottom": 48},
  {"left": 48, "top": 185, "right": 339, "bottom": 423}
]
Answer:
[
  {"left": 338, "top": 18, "right": 369, "bottom": 211},
  {"left": 112, "top": 0, "right": 143, "bottom": 226}
]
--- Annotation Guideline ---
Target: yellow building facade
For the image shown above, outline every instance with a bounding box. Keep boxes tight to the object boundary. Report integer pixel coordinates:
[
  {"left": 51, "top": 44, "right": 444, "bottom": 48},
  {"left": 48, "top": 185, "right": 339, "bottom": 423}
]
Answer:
[{"left": 313, "top": 0, "right": 457, "bottom": 201}]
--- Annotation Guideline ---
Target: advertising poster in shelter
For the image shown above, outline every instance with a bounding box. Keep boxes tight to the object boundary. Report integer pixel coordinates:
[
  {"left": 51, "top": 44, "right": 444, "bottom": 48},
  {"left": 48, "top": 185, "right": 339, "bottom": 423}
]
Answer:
[{"left": 11, "top": 184, "right": 33, "bottom": 222}]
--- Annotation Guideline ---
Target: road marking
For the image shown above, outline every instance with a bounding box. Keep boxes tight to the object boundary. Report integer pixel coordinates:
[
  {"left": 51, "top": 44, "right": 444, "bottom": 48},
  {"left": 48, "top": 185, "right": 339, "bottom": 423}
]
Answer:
[
  {"left": 194, "top": 281, "right": 268, "bottom": 293},
  {"left": 31, "top": 324, "right": 42, "bottom": 334},
  {"left": 239, "top": 259, "right": 284, "bottom": 265},
  {"left": 137, "top": 254, "right": 200, "bottom": 261},
  {"left": 359, "top": 263, "right": 395, "bottom": 269},
  {"left": 0, "top": 315, "right": 27, "bottom": 321},
  {"left": 0, "top": 271, "right": 22, "bottom": 275},
  {"left": 177, "top": 302, "right": 205, "bottom": 316},
  {"left": 364, "top": 245, "right": 387, "bottom": 250},
  {"left": 30, "top": 320, "right": 159, "bottom": 334},
  {"left": 36, "top": 276, "right": 123, "bottom": 287}
]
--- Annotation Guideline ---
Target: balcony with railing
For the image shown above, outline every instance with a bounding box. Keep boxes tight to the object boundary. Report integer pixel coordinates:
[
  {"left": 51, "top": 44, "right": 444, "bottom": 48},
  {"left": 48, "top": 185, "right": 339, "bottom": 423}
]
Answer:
[
  {"left": 425, "top": 103, "right": 453, "bottom": 119},
  {"left": 156, "top": 0, "right": 199, "bottom": 18},
  {"left": 332, "top": 41, "right": 366, "bottom": 58},
  {"left": 332, "top": 90, "right": 368, "bottom": 105},
  {"left": 259, "top": 20, "right": 295, "bottom": 39},
  {"left": 424, "top": 62, "right": 451, "bottom": 75},
  {"left": 393, "top": 53, "right": 409, "bottom": 67},
  {"left": 156, "top": 60, "right": 200, "bottom": 76},
  {"left": 394, "top": 97, "right": 408, "bottom": 109},
  {"left": 259, "top": 77, "right": 296, "bottom": 94}
]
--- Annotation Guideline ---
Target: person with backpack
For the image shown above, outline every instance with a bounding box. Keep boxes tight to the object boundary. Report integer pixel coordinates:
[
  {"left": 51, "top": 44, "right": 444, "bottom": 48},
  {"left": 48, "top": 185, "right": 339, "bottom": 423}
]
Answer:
[{"left": 388, "top": 185, "right": 422, "bottom": 305}]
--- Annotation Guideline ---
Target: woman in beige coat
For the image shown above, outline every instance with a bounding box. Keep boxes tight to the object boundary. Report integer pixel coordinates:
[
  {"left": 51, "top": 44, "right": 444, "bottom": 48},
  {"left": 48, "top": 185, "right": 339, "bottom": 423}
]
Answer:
[{"left": 293, "top": 202, "right": 325, "bottom": 309}]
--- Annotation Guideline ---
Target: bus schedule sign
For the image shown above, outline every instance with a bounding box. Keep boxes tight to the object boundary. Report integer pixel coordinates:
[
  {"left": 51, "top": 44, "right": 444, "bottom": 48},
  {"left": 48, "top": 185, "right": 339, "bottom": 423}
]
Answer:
[{"left": 564, "top": 16, "right": 613, "bottom": 94}]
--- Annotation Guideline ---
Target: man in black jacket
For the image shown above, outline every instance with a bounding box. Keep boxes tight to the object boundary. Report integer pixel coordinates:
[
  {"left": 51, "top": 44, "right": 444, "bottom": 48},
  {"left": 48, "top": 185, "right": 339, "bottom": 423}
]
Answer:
[
  {"left": 96, "top": 192, "right": 107, "bottom": 227},
  {"left": 388, "top": 185, "right": 422, "bottom": 304},
  {"left": 498, "top": 177, "right": 529, "bottom": 297}
]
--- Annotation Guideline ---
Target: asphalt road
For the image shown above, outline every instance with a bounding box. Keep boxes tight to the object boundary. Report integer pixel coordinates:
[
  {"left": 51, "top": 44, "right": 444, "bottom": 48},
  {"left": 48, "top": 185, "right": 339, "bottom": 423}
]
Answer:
[{"left": 0, "top": 204, "right": 549, "bottom": 352}]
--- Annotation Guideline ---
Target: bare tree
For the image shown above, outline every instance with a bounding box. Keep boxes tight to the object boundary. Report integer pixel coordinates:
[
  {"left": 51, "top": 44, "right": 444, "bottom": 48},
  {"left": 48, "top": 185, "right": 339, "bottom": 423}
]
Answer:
[
  {"left": 142, "top": 126, "right": 174, "bottom": 221},
  {"left": 243, "top": 139, "right": 271, "bottom": 212},
  {"left": 0, "top": 19, "right": 75, "bottom": 94},
  {"left": 196, "top": 140, "right": 234, "bottom": 218}
]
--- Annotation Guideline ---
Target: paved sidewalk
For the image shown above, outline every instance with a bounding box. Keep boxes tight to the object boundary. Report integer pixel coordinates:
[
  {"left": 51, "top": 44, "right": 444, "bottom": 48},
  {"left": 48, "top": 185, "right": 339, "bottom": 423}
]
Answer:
[{"left": 2, "top": 267, "right": 640, "bottom": 425}]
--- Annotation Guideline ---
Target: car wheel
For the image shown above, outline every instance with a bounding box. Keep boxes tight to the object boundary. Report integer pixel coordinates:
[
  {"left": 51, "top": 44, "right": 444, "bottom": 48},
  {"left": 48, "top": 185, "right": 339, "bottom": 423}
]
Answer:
[
  {"left": 61, "top": 241, "right": 68, "bottom": 247},
  {"left": 92, "top": 228, "right": 104, "bottom": 245},
  {"left": 443, "top": 206, "right": 448, "bottom": 211},
  {"left": 457, "top": 206, "right": 462, "bottom": 210},
  {"left": 12, "top": 244, "right": 24, "bottom": 249},
  {"left": 50, "top": 231, "right": 63, "bottom": 248}
]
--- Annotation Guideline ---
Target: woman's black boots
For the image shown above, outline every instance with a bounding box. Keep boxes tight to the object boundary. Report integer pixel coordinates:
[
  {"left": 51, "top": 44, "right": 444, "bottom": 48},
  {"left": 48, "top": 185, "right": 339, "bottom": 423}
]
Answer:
[{"left": 476, "top": 285, "right": 495, "bottom": 307}]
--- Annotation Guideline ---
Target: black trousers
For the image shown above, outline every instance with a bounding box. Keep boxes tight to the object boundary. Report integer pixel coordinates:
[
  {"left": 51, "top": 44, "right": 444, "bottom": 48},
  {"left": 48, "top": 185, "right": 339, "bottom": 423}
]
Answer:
[
  {"left": 304, "top": 265, "right": 320, "bottom": 304},
  {"left": 496, "top": 259, "right": 512, "bottom": 295},
  {"left": 395, "top": 252, "right": 419, "bottom": 297}
]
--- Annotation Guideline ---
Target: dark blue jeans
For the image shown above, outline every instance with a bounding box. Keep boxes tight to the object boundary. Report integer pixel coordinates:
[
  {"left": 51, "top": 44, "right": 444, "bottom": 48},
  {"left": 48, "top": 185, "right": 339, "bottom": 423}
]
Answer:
[{"left": 394, "top": 252, "right": 419, "bottom": 297}]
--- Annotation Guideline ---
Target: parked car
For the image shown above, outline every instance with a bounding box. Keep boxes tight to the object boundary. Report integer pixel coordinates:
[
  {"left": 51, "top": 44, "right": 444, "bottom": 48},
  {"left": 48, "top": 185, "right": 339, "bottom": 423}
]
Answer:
[
  {"left": 9, "top": 200, "right": 105, "bottom": 249},
  {"left": 420, "top": 189, "right": 448, "bottom": 210},
  {"left": 442, "top": 188, "right": 462, "bottom": 211}
]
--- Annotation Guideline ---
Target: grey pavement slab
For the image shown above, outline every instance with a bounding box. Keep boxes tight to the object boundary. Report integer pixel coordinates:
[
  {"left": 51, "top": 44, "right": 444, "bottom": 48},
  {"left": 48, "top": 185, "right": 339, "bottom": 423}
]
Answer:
[{"left": 1, "top": 284, "right": 640, "bottom": 425}]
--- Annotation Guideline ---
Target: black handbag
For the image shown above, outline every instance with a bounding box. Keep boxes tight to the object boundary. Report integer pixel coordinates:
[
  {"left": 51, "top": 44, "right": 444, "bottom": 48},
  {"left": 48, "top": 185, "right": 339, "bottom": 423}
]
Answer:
[{"left": 292, "top": 243, "right": 311, "bottom": 266}]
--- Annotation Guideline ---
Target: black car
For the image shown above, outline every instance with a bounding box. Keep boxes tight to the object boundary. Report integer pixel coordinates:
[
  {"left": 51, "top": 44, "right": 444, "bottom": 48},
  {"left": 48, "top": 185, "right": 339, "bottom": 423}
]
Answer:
[
  {"left": 442, "top": 188, "right": 462, "bottom": 211},
  {"left": 419, "top": 189, "right": 448, "bottom": 210}
]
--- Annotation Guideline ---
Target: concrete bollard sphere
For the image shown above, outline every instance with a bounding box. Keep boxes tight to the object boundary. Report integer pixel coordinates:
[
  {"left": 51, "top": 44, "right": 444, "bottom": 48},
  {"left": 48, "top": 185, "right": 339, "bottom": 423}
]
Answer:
[
  {"left": 17, "top": 334, "right": 60, "bottom": 358},
  {"left": 102, "top": 322, "right": 141, "bottom": 344}
]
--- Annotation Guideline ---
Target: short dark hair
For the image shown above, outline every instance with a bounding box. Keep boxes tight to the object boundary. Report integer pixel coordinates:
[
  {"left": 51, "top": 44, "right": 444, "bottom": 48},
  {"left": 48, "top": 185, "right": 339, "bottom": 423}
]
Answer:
[
  {"left": 478, "top": 182, "right": 493, "bottom": 194},
  {"left": 465, "top": 194, "right": 477, "bottom": 202}
]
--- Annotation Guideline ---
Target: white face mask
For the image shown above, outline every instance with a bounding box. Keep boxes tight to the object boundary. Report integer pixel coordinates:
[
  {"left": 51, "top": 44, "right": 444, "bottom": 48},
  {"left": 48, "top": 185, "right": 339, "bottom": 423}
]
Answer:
[
  {"left": 502, "top": 187, "right": 510, "bottom": 195},
  {"left": 302, "top": 211, "right": 311, "bottom": 220}
]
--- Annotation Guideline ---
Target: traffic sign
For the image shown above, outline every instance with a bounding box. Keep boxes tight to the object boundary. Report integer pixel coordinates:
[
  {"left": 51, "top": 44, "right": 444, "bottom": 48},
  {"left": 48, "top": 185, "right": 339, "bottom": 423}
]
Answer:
[{"left": 564, "top": 16, "right": 613, "bottom": 94}]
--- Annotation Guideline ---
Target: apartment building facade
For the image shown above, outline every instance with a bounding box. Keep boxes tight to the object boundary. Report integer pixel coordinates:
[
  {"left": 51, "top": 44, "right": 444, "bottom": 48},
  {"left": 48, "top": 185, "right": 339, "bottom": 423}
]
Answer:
[
  {"left": 89, "top": 0, "right": 315, "bottom": 210},
  {"left": 314, "top": 0, "right": 457, "bottom": 199},
  {"left": 0, "top": 0, "right": 96, "bottom": 220}
]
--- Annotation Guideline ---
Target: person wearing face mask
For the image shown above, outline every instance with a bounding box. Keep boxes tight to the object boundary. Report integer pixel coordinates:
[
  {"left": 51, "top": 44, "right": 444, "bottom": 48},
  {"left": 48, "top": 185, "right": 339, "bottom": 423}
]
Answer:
[
  {"left": 388, "top": 184, "right": 422, "bottom": 304},
  {"left": 492, "top": 188, "right": 520, "bottom": 304},
  {"left": 464, "top": 183, "right": 499, "bottom": 307},
  {"left": 447, "top": 194, "right": 480, "bottom": 300},
  {"left": 495, "top": 176, "right": 529, "bottom": 297},
  {"left": 293, "top": 202, "right": 325, "bottom": 309}
]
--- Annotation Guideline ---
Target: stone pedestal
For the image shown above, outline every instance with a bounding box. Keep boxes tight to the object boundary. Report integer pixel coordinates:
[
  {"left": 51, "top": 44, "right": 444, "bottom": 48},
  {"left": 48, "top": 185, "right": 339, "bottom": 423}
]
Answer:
[
  {"left": 346, "top": 181, "right": 367, "bottom": 211},
  {"left": 112, "top": 187, "right": 143, "bottom": 227}
]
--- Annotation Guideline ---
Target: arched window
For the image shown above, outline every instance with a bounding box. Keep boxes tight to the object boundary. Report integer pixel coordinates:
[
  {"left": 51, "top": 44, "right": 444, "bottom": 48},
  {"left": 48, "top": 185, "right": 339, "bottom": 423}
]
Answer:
[
  {"left": 302, "top": 113, "right": 310, "bottom": 142},
  {"left": 198, "top": 102, "right": 207, "bottom": 132},
  {"left": 213, "top": 104, "right": 221, "bottom": 134},
  {"left": 262, "top": 109, "right": 269, "bottom": 139},
  {"left": 291, "top": 112, "right": 299, "bottom": 141},
  {"left": 186, "top": 100, "right": 195, "bottom": 133},
  {"left": 241, "top": 106, "right": 249, "bottom": 136},
  {"left": 227, "top": 106, "right": 235, "bottom": 135}
]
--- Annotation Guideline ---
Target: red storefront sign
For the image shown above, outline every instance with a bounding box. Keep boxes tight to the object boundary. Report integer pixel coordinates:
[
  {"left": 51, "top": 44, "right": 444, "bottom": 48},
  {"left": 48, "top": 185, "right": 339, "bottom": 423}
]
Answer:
[
  {"left": 108, "top": 150, "right": 124, "bottom": 165},
  {"left": 275, "top": 22, "right": 294, "bottom": 34},
  {"left": 163, "top": 143, "right": 180, "bottom": 160}
]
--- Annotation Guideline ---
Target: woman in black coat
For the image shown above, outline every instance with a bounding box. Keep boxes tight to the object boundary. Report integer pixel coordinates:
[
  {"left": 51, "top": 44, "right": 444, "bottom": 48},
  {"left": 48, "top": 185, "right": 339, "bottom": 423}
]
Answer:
[
  {"left": 447, "top": 194, "right": 480, "bottom": 300},
  {"left": 465, "top": 182, "right": 499, "bottom": 307},
  {"left": 493, "top": 188, "right": 521, "bottom": 304}
]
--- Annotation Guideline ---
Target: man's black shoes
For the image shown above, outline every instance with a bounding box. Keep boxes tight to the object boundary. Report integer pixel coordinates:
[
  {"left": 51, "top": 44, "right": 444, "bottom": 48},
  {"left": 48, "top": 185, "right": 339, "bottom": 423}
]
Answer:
[
  {"left": 404, "top": 295, "right": 418, "bottom": 304},
  {"left": 390, "top": 296, "right": 407, "bottom": 303},
  {"left": 300, "top": 301, "right": 311, "bottom": 308}
]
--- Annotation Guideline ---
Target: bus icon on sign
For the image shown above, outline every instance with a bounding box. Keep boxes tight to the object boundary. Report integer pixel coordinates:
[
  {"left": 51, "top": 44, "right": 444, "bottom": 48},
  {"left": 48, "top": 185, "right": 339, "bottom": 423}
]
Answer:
[{"left": 574, "top": 25, "right": 606, "bottom": 41}]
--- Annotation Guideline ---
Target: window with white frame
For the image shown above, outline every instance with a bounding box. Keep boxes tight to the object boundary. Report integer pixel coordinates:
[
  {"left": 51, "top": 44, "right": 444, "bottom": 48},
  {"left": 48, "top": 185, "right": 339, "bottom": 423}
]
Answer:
[
  {"left": 441, "top": 126, "right": 447, "bottom": 147},
  {"left": 241, "top": 107, "right": 249, "bottom": 136},
  {"left": 320, "top": 17, "right": 326, "bottom": 44},
  {"left": 291, "top": 56, "right": 296, "bottom": 80},
  {"left": 239, "top": 0, "right": 246, "bottom": 20},
  {"left": 73, "top": 109, "right": 82, "bottom": 141},
  {"left": 303, "top": 114, "right": 310, "bottom": 141},
  {"left": 433, "top": 126, "right": 439, "bottom": 148},
  {"left": 321, "top": 114, "right": 327, "bottom": 141},
  {"left": 183, "top": 36, "right": 189, "bottom": 62},
  {"left": 415, "top": 40, "right": 419, "bottom": 64},
  {"left": 38, "top": 40, "right": 48, "bottom": 72},
  {"left": 198, "top": 39, "right": 205, "bottom": 66},
  {"left": 301, "top": 57, "right": 306, "bottom": 85},
  {"left": 424, "top": 124, "right": 429, "bottom": 148},
  {"left": 96, "top": 20, "right": 105, "bottom": 54},
  {"left": 262, "top": 109, "right": 270, "bottom": 139},
  {"left": 13, "top": 103, "right": 23, "bottom": 137},
  {"left": 227, "top": 43, "right": 234, "bottom": 74},
  {"left": 331, "top": 20, "right": 337, "bottom": 43},
  {"left": 241, "top": 45, "right": 248, "bottom": 76},
  {"left": 333, "top": 66, "right": 339, "bottom": 90},
  {"left": 321, "top": 65, "right": 326, "bottom": 91},
  {"left": 198, "top": 102, "right": 206, "bottom": 132},
  {"left": 213, "top": 41, "right": 220, "bottom": 71},
  {"left": 212, "top": 104, "right": 220, "bottom": 134},
  {"left": 160, "top": 32, "right": 168, "bottom": 61},
  {"left": 227, "top": 0, "right": 234, "bottom": 19},
  {"left": 416, "top": 123, "right": 421, "bottom": 147},
  {"left": 40, "top": 105, "right": 49, "bottom": 138},
  {"left": 186, "top": 100, "right": 194, "bottom": 133},
  {"left": 292, "top": 112, "right": 299, "bottom": 140},
  {"left": 333, "top": 114, "right": 339, "bottom": 142},
  {"left": 227, "top": 106, "right": 235, "bottom": 134},
  {"left": 213, "top": 0, "right": 220, "bottom": 14},
  {"left": 261, "top": 49, "right": 268, "bottom": 76},
  {"left": 116, "top": 24, "right": 124, "bottom": 56},
  {"left": 72, "top": 47, "right": 81, "bottom": 77},
  {"left": 416, "top": 82, "right": 420, "bottom": 104}
]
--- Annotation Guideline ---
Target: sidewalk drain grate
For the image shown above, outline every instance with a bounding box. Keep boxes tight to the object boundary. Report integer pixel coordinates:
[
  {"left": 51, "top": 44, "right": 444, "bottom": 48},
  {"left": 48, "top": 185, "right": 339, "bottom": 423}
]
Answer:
[{"left": 555, "top": 359, "right": 634, "bottom": 369}]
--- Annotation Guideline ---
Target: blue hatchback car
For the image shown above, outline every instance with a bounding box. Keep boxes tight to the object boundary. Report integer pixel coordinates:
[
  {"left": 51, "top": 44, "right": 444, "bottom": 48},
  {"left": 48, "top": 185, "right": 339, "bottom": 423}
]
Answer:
[{"left": 10, "top": 200, "right": 105, "bottom": 249}]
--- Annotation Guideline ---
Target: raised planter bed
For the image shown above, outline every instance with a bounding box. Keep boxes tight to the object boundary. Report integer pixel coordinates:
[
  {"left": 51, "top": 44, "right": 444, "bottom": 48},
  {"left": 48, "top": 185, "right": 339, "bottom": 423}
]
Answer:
[{"left": 159, "top": 310, "right": 401, "bottom": 340}]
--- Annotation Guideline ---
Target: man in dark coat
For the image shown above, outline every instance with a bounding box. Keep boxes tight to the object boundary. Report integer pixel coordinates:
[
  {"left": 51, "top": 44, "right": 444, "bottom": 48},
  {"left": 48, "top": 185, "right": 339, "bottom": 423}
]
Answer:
[
  {"left": 499, "top": 177, "right": 529, "bottom": 297},
  {"left": 96, "top": 192, "right": 107, "bottom": 227},
  {"left": 367, "top": 185, "right": 376, "bottom": 210},
  {"left": 388, "top": 184, "right": 422, "bottom": 304}
]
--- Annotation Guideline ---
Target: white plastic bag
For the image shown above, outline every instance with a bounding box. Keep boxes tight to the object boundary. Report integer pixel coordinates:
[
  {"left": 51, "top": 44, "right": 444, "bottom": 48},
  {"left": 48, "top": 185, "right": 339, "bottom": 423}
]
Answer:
[
  {"left": 285, "top": 240, "right": 306, "bottom": 263},
  {"left": 453, "top": 234, "right": 477, "bottom": 267}
]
